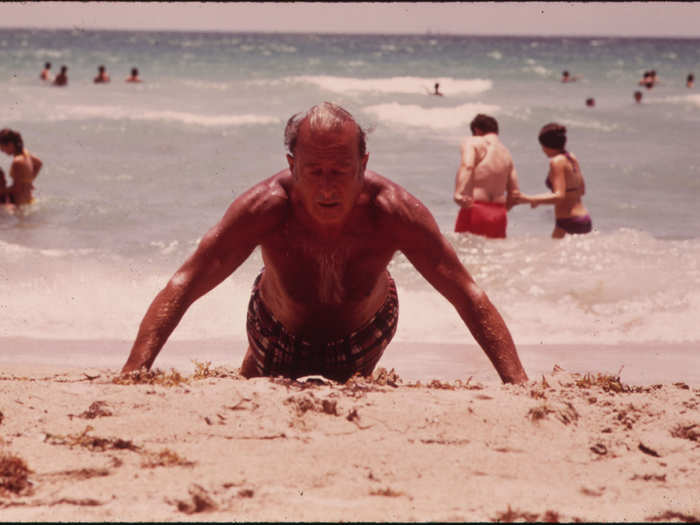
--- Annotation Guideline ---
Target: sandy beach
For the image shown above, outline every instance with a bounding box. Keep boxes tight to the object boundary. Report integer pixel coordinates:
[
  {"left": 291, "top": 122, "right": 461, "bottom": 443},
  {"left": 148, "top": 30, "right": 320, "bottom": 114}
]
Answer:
[{"left": 1, "top": 358, "right": 698, "bottom": 522}]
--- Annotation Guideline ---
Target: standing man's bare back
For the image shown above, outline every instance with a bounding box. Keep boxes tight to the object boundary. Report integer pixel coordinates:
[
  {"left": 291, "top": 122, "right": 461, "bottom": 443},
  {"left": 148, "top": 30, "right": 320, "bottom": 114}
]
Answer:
[
  {"left": 454, "top": 114, "right": 519, "bottom": 238},
  {"left": 122, "top": 103, "right": 528, "bottom": 384}
]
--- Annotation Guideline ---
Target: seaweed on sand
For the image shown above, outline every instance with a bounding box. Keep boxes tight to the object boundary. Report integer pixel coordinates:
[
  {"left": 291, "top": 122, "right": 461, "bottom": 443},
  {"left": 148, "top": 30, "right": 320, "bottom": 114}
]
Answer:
[
  {"left": 191, "top": 360, "right": 239, "bottom": 379},
  {"left": 112, "top": 368, "right": 189, "bottom": 387},
  {"left": 141, "top": 448, "right": 195, "bottom": 468},
  {"left": 0, "top": 453, "right": 32, "bottom": 496},
  {"left": 44, "top": 425, "right": 139, "bottom": 452}
]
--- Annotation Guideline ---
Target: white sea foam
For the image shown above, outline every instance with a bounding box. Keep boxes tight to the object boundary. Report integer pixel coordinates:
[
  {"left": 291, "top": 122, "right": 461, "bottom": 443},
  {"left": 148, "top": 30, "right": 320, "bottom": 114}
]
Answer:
[
  {"left": 663, "top": 94, "right": 700, "bottom": 108},
  {"left": 391, "top": 229, "right": 700, "bottom": 345},
  {"left": 557, "top": 117, "right": 619, "bottom": 132},
  {"left": 47, "top": 104, "right": 281, "bottom": 127},
  {"left": 363, "top": 102, "right": 501, "bottom": 130},
  {"left": 3, "top": 229, "right": 697, "bottom": 345},
  {"left": 181, "top": 79, "right": 231, "bottom": 91},
  {"left": 274, "top": 75, "right": 493, "bottom": 96}
]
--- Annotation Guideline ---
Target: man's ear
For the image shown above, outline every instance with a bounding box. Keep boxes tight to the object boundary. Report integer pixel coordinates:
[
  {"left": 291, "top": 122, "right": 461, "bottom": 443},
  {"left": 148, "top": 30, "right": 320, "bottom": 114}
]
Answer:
[
  {"left": 361, "top": 153, "right": 369, "bottom": 173},
  {"left": 286, "top": 153, "right": 295, "bottom": 173}
]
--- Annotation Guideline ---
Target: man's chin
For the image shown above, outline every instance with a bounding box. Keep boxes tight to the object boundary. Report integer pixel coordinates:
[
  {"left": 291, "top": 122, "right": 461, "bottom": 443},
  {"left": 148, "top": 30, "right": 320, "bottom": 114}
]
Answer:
[{"left": 310, "top": 205, "right": 347, "bottom": 225}]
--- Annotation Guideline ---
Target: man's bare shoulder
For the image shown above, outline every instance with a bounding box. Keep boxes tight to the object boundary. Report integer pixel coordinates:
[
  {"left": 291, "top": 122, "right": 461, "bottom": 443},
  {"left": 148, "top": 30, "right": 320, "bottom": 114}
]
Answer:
[
  {"left": 461, "top": 135, "right": 484, "bottom": 150},
  {"left": 364, "top": 170, "right": 435, "bottom": 226},
  {"left": 218, "top": 169, "right": 291, "bottom": 230}
]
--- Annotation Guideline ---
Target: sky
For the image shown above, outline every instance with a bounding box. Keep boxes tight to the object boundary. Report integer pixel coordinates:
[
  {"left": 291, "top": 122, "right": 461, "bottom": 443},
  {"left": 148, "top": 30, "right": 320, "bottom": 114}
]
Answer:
[{"left": 0, "top": 2, "right": 698, "bottom": 38}]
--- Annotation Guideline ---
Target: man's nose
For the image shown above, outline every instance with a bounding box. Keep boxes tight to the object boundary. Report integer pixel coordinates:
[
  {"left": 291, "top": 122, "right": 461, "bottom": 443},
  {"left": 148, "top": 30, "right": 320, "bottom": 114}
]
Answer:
[{"left": 318, "top": 181, "right": 338, "bottom": 200}]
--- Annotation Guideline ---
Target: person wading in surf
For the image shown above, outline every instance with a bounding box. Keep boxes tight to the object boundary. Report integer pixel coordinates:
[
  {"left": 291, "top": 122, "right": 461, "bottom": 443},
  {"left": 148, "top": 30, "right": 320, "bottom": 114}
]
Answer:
[
  {"left": 122, "top": 102, "right": 528, "bottom": 384},
  {"left": 453, "top": 114, "right": 521, "bottom": 239}
]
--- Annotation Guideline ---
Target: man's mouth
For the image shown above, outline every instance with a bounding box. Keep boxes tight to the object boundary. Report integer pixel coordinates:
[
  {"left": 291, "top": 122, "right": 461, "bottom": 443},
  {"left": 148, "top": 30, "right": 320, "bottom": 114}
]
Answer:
[{"left": 318, "top": 202, "right": 339, "bottom": 208}]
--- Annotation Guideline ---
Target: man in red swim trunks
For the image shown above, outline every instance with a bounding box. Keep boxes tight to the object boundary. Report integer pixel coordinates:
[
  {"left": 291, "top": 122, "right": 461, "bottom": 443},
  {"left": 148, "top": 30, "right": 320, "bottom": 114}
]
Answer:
[
  {"left": 121, "top": 102, "right": 528, "bottom": 385},
  {"left": 454, "top": 114, "right": 520, "bottom": 238}
]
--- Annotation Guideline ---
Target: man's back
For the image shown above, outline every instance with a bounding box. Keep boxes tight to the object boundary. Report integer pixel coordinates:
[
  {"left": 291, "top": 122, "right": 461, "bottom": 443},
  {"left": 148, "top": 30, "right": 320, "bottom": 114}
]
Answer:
[{"left": 462, "top": 133, "right": 514, "bottom": 204}]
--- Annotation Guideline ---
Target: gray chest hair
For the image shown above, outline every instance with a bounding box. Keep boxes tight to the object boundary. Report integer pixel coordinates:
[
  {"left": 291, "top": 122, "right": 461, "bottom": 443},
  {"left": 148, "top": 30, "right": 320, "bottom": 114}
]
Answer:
[{"left": 299, "top": 242, "right": 350, "bottom": 304}]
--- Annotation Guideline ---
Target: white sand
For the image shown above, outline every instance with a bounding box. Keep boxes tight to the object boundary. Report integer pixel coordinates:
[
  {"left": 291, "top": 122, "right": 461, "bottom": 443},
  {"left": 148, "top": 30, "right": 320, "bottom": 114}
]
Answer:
[{"left": 1, "top": 358, "right": 698, "bottom": 522}]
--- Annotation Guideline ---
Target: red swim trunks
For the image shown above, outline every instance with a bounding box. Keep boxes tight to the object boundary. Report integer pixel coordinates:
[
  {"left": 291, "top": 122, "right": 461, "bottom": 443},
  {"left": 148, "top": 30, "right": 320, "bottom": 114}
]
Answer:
[{"left": 454, "top": 201, "right": 507, "bottom": 238}]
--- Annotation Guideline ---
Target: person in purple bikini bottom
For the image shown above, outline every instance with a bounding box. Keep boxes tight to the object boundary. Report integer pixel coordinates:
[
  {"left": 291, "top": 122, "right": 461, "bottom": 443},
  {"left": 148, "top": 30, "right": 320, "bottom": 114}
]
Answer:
[{"left": 514, "top": 123, "right": 592, "bottom": 238}]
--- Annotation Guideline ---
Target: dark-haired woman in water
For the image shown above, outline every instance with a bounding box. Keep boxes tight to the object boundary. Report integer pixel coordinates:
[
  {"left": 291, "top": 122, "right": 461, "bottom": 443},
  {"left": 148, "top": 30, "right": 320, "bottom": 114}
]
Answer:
[
  {"left": 514, "top": 123, "right": 592, "bottom": 238},
  {"left": 0, "top": 128, "right": 43, "bottom": 206}
]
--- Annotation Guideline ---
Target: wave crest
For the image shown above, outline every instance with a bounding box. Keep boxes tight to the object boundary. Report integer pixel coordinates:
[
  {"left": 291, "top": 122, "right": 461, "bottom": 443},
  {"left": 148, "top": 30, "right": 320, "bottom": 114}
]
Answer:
[{"left": 363, "top": 102, "right": 501, "bottom": 130}]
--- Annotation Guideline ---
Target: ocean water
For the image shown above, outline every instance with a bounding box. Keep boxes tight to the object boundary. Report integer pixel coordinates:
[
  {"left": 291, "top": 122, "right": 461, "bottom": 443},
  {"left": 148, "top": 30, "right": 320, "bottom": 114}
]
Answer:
[{"left": 1, "top": 29, "right": 699, "bottom": 363}]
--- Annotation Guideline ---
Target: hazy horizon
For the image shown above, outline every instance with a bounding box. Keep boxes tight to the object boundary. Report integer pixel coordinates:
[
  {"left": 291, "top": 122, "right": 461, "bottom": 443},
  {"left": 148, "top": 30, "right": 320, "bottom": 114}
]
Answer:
[{"left": 1, "top": 2, "right": 699, "bottom": 38}]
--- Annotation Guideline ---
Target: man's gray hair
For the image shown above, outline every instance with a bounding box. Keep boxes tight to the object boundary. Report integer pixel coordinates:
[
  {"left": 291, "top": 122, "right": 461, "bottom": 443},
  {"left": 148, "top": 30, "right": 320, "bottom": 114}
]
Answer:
[{"left": 284, "top": 102, "right": 367, "bottom": 157}]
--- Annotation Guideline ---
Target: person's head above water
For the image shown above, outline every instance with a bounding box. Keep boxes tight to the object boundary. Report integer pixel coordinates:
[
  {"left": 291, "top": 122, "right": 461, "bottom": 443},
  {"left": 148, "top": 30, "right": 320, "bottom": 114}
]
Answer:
[
  {"left": 0, "top": 128, "right": 24, "bottom": 154},
  {"left": 538, "top": 123, "right": 567, "bottom": 151},
  {"left": 470, "top": 114, "right": 499, "bottom": 135}
]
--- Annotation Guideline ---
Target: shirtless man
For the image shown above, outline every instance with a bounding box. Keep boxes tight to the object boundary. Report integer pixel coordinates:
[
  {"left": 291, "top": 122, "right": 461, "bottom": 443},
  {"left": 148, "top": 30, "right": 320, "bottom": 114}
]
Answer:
[
  {"left": 0, "top": 129, "right": 43, "bottom": 205},
  {"left": 53, "top": 66, "right": 68, "bottom": 87},
  {"left": 125, "top": 67, "right": 142, "bottom": 83},
  {"left": 40, "top": 62, "right": 52, "bottom": 81},
  {"left": 121, "top": 102, "right": 528, "bottom": 384},
  {"left": 94, "top": 65, "right": 110, "bottom": 84},
  {"left": 453, "top": 114, "right": 520, "bottom": 238}
]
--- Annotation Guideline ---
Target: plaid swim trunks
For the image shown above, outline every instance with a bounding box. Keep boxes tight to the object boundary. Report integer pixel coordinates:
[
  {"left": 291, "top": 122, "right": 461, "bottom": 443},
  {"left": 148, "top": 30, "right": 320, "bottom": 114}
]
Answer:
[{"left": 245, "top": 270, "right": 399, "bottom": 382}]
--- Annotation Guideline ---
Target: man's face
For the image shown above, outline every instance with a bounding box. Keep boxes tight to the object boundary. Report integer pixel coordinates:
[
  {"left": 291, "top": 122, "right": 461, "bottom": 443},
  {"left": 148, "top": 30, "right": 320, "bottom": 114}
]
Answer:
[{"left": 288, "top": 120, "right": 368, "bottom": 227}]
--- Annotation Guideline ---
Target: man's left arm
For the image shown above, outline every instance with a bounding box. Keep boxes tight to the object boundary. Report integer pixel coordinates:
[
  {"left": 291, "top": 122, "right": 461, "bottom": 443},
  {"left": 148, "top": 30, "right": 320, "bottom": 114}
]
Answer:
[
  {"left": 396, "top": 198, "right": 528, "bottom": 384},
  {"left": 454, "top": 138, "right": 476, "bottom": 208}
]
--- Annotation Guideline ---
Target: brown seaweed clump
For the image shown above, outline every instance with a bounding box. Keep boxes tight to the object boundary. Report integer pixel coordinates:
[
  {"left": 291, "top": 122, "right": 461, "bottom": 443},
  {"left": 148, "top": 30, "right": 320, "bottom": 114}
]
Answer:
[
  {"left": 670, "top": 423, "right": 699, "bottom": 442},
  {"left": 173, "top": 484, "right": 218, "bottom": 514},
  {"left": 0, "top": 453, "right": 32, "bottom": 496},
  {"left": 192, "top": 360, "right": 239, "bottom": 380},
  {"left": 493, "top": 506, "right": 569, "bottom": 522},
  {"left": 112, "top": 368, "right": 189, "bottom": 387},
  {"left": 141, "top": 448, "right": 195, "bottom": 468},
  {"left": 44, "top": 425, "right": 139, "bottom": 452}
]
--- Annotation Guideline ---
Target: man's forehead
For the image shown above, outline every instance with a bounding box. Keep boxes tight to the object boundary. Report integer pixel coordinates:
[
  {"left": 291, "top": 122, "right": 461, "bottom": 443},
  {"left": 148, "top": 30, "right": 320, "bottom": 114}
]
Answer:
[{"left": 297, "top": 119, "right": 359, "bottom": 147}]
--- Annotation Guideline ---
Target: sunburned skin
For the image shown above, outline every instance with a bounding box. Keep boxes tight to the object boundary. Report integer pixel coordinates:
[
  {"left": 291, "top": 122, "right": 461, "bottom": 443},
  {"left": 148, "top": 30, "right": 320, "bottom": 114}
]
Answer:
[
  {"left": 122, "top": 103, "right": 528, "bottom": 384},
  {"left": 454, "top": 131, "right": 519, "bottom": 210},
  {"left": 0, "top": 139, "right": 42, "bottom": 205}
]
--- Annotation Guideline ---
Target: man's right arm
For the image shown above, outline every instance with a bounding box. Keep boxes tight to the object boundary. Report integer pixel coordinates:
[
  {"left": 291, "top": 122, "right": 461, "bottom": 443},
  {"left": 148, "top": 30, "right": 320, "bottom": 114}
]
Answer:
[
  {"left": 454, "top": 138, "right": 477, "bottom": 208},
  {"left": 121, "top": 175, "right": 287, "bottom": 373}
]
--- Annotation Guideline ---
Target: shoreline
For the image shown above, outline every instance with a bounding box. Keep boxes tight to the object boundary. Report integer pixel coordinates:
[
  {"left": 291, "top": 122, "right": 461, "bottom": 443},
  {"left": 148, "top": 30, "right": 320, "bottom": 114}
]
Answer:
[
  {"left": 1, "top": 337, "right": 699, "bottom": 386},
  {"left": 1, "top": 365, "right": 698, "bottom": 521}
]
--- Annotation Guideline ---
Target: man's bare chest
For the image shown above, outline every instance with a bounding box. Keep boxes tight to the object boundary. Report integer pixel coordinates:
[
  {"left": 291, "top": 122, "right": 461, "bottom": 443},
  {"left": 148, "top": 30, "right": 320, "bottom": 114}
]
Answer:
[{"left": 262, "top": 232, "right": 394, "bottom": 305}]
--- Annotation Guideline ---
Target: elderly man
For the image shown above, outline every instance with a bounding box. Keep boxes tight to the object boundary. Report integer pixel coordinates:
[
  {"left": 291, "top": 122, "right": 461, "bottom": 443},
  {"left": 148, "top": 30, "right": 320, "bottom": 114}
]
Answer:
[
  {"left": 453, "top": 114, "right": 520, "bottom": 239},
  {"left": 122, "top": 102, "right": 528, "bottom": 384}
]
